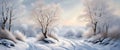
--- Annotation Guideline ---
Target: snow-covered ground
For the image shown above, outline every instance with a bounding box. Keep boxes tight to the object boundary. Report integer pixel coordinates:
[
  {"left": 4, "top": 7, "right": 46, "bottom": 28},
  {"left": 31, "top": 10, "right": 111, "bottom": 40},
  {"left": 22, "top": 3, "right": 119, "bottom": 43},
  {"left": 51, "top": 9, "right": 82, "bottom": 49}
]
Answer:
[{"left": 0, "top": 37, "right": 119, "bottom": 50}]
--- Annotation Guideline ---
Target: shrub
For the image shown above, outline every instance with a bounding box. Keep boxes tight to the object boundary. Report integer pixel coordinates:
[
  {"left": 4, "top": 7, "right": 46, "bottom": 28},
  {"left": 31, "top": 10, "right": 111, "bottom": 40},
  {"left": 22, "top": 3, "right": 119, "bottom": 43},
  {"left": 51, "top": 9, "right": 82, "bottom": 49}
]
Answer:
[
  {"left": 14, "top": 30, "right": 26, "bottom": 42},
  {"left": 0, "top": 29, "right": 17, "bottom": 43}
]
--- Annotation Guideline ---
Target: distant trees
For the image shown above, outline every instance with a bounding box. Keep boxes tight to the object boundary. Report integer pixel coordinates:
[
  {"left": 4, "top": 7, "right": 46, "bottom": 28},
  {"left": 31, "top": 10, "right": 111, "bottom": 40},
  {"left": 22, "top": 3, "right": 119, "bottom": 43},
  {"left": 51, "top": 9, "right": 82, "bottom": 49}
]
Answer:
[
  {"left": 32, "top": 1, "right": 62, "bottom": 39},
  {"left": 0, "top": 0, "right": 16, "bottom": 31},
  {"left": 83, "top": 0, "right": 111, "bottom": 36}
]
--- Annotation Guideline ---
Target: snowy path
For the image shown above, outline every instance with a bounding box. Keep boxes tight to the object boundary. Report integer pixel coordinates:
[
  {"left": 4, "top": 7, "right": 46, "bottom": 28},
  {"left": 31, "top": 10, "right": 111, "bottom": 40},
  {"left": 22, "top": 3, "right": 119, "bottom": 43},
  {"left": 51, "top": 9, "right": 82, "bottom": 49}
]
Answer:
[{"left": 0, "top": 37, "right": 119, "bottom": 50}]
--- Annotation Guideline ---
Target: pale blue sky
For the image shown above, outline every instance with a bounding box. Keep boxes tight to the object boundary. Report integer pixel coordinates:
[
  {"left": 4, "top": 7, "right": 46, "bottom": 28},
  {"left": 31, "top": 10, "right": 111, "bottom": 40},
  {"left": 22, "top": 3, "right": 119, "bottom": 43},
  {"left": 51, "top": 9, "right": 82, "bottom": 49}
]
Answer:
[
  {"left": 21, "top": 0, "right": 120, "bottom": 18},
  {"left": 18, "top": 0, "right": 120, "bottom": 26}
]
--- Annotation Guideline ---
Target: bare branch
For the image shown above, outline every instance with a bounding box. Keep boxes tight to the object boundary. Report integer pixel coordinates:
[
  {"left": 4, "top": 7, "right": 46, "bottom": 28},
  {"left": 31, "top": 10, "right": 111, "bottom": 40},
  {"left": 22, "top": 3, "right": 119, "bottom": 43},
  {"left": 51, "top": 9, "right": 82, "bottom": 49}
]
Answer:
[{"left": 32, "top": 3, "right": 61, "bottom": 38}]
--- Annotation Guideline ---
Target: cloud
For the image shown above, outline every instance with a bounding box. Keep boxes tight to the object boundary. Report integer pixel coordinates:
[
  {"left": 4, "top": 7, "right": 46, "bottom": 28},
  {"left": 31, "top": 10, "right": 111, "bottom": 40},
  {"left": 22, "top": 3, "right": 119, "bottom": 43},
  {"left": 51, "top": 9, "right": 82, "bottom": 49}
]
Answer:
[
  {"left": 108, "top": 0, "right": 120, "bottom": 16},
  {"left": 59, "top": 1, "right": 86, "bottom": 26},
  {"left": 19, "top": 0, "right": 25, "bottom": 3}
]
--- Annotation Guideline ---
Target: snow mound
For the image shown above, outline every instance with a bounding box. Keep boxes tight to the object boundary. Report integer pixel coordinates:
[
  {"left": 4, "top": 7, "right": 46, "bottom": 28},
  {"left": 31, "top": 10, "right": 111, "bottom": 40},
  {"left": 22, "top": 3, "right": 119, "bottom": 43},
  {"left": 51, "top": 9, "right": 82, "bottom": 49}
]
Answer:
[
  {"left": 0, "top": 39, "right": 28, "bottom": 50},
  {"left": 37, "top": 37, "right": 58, "bottom": 44},
  {"left": 0, "top": 39, "right": 15, "bottom": 48},
  {"left": 0, "top": 37, "right": 120, "bottom": 50},
  {"left": 14, "top": 30, "right": 26, "bottom": 42}
]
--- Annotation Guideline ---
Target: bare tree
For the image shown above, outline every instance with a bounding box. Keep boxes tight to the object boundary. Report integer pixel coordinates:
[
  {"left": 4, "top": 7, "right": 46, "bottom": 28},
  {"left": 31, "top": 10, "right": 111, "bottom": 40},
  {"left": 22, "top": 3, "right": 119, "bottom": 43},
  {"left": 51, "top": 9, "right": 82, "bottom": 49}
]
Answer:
[
  {"left": 32, "top": 3, "right": 61, "bottom": 38},
  {"left": 0, "top": 0, "right": 16, "bottom": 31},
  {"left": 83, "top": 0, "right": 111, "bottom": 35}
]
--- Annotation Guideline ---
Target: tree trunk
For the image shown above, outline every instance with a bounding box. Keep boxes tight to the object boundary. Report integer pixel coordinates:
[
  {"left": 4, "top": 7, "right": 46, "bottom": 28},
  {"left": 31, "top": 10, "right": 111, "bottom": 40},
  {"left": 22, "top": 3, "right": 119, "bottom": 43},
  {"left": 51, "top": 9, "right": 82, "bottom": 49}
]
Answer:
[
  {"left": 1, "top": 24, "right": 5, "bottom": 30},
  {"left": 9, "top": 8, "right": 13, "bottom": 31},
  {"left": 1, "top": 21, "right": 6, "bottom": 30},
  {"left": 43, "top": 32, "right": 47, "bottom": 38},
  {"left": 8, "top": 24, "right": 11, "bottom": 31},
  {"left": 94, "top": 22, "right": 97, "bottom": 35},
  {"left": 8, "top": 18, "right": 12, "bottom": 31}
]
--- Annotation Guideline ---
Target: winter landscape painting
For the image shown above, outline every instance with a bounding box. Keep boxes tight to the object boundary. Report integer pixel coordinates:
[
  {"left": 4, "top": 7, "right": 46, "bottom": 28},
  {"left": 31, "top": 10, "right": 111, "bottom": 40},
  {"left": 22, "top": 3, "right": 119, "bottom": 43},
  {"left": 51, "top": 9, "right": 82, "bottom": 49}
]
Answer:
[{"left": 0, "top": 0, "right": 120, "bottom": 50}]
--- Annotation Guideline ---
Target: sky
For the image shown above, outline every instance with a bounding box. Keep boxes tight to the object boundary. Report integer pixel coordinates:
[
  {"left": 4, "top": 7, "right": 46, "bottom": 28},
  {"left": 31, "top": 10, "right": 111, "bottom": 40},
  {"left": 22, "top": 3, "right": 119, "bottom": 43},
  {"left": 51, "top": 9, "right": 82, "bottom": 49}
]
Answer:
[{"left": 15, "top": 0, "right": 120, "bottom": 26}]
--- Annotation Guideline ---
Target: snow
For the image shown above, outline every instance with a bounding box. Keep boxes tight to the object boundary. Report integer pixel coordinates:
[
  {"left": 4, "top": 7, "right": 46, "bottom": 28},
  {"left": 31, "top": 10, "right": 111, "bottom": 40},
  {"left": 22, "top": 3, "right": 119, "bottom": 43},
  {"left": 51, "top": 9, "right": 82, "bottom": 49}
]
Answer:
[
  {"left": 0, "top": 37, "right": 119, "bottom": 50},
  {"left": 0, "top": 39, "right": 28, "bottom": 50},
  {"left": 0, "top": 39, "right": 15, "bottom": 48},
  {"left": 0, "top": 22, "right": 120, "bottom": 50},
  {"left": 0, "top": 0, "right": 120, "bottom": 50}
]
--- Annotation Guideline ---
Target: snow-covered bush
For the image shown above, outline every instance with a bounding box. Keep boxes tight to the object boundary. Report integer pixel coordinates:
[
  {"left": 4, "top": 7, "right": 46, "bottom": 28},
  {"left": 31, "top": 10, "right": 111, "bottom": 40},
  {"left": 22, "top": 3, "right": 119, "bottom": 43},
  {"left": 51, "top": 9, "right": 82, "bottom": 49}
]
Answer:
[
  {"left": 64, "top": 30, "right": 76, "bottom": 38},
  {"left": 42, "top": 37, "right": 58, "bottom": 43},
  {"left": 86, "top": 33, "right": 108, "bottom": 44},
  {"left": 47, "top": 32, "right": 59, "bottom": 41},
  {"left": 108, "top": 33, "right": 120, "bottom": 40},
  {"left": 86, "top": 34, "right": 102, "bottom": 43},
  {"left": 36, "top": 34, "right": 58, "bottom": 44},
  {"left": 36, "top": 33, "right": 45, "bottom": 41},
  {"left": 107, "top": 26, "right": 120, "bottom": 40},
  {"left": 100, "top": 38, "right": 111, "bottom": 45},
  {"left": 36, "top": 32, "right": 59, "bottom": 43},
  {"left": 12, "top": 24, "right": 39, "bottom": 37},
  {"left": 82, "top": 28, "right": 94, "bottom": 38},
  {"left": 75, "top": 31, "right": 83, "bottom": 38},
  {"left": 0, "top": 29, "right": 17, "bottom": 43},
  {"left": 13, "top": 30, "right": 26, "bottom": 42}
]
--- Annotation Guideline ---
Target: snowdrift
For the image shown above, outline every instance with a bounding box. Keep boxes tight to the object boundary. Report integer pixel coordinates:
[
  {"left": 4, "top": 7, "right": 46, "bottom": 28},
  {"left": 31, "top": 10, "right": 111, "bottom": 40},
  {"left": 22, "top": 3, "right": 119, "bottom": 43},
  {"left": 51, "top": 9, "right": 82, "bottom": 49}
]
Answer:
[{"left": 0, "top": 37, "right": 119, "bottom": 50}]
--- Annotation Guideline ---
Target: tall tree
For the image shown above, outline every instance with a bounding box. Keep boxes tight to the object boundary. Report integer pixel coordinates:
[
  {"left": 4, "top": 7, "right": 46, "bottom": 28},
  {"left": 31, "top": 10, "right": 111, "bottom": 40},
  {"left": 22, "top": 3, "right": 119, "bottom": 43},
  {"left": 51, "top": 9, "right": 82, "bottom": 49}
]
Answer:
[
  {"left": 32, "top": 2, "right": 61, "bottom": 38},
  {"left": 0, "top": 0, "right": 16, "bottom": 31},
  {"left": 83, "top": 0, "right": 111, "bottom": 35}
]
